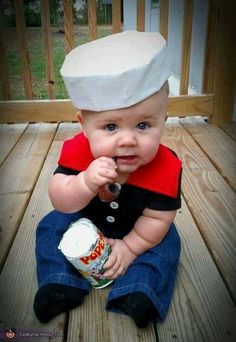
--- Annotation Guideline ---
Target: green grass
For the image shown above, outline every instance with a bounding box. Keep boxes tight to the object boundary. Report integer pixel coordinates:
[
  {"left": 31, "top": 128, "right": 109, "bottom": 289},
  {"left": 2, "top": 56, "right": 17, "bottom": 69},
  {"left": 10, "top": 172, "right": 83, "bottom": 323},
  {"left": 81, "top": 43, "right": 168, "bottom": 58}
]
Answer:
[{"left": 1, "top": 26, "right": 112, "bottom": 101}]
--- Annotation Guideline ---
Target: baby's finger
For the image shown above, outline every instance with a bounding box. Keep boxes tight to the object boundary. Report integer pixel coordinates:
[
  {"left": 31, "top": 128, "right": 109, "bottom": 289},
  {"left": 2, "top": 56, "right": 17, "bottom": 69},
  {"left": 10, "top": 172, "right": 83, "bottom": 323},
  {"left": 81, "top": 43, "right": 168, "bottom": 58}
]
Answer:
[
  {"left": 105, "top": 265, "right": 126, "bottom": 280},
  {"left": 99, "top": 167, "right": 117, "bottom": 179},
  {"left": 103, "top": 254, "right": 117, "bottom": 270},
  {"left": 98, "top": 156, "right": 117, "bottom": 169},
  {"left": 103, "top": 263, "right": 120, "bottom": 279}
]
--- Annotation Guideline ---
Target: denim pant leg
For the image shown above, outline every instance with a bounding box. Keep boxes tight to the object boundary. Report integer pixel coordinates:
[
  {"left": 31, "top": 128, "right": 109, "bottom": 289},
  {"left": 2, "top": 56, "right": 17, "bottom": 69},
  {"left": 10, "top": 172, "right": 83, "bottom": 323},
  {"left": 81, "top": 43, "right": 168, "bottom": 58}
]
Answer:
[
  {"left": 35, "top": 210, "right": 91, "bottom": 292},
  {"left": 106, "top": 223, "right": 181, "bottom": 322}
]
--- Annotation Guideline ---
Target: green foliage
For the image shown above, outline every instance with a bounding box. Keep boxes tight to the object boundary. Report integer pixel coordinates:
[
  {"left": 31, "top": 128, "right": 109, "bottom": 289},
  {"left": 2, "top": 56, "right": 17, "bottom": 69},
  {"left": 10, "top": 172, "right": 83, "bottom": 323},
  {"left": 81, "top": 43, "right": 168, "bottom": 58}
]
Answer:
[
  {"left": 25, "top": 7, "right": 41, "bottom": 27},
  {"left": 97, "top": 3, "right": 112, "bottom": 25},
  {"left": 1, "top": 0, "right": 15, "bottom": 27},
  {"left": 0, "top": 26, "right": 112, "bottom": 101},
  {"left": 2, "top": 0, "right": 113, "bottom": 28}
]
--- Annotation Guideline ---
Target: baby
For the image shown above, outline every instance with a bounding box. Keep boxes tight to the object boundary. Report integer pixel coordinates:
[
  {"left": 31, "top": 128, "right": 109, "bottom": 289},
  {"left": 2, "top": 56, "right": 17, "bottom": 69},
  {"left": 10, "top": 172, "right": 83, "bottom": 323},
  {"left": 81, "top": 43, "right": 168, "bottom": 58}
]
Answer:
[{"left": 34, "top": 31, "right": 182, "bottom": 328}]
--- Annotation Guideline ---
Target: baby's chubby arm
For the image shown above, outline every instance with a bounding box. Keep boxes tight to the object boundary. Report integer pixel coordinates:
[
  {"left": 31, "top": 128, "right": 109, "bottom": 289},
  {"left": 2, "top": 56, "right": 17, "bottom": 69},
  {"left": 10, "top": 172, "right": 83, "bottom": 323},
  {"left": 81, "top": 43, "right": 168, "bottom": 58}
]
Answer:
[
  {"left": 103, "top": 208, "right": 176, "bottom": 279},
  {"left": 48, "top": 156, "right": 117, "bottom": 213}
]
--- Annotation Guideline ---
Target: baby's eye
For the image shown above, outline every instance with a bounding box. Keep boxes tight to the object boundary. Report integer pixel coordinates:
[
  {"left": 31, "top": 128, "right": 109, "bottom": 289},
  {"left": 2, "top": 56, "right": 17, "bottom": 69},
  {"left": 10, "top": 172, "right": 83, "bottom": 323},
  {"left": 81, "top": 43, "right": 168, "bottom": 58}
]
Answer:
[
  {"left": 106, "top": 123, "right": 117, "bottom": 132},
  {"left": 137, "top": 122, "right": 149, "bottom": 130}
]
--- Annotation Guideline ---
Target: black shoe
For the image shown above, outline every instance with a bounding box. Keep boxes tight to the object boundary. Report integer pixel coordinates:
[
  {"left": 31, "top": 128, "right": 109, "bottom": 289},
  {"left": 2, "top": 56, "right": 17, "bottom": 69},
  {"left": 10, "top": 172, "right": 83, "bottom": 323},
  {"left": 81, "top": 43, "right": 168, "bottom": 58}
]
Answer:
[
  {"left": 33, "top": 283, "right": 88, "bottom": 323},
  {"left": 111, "top": 292, "right": 157, "bottom": 328}
]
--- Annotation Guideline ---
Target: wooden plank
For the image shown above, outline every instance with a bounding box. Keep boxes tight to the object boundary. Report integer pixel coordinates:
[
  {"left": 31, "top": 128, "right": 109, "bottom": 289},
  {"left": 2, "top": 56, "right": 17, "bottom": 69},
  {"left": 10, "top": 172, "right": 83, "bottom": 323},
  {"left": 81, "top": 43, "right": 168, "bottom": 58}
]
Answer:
[
  {"left": 0, "top": 123, "right": 57, "bottom": 271},
  {"left": 137, "top": 0, "right": 145, "bottom": 32},
  {"left": 112, "top": 0, "right": 121, "bottom": 33},
  {"left": 211, "top": 1, "right": 236, "bottom": 124},
  {"left": 220, "top": 122, "right": 236, "bottom": 141},
  {"left": 158, "top": 200, "right": 236, "bottom": 341},
  {"left": 88, "top": 0, "right": 97, "bottom": 40},
  {"left": 68, "top": 288, "right": 156, "bottom": 341},
  {"left": 63, "top": 0, "right": 74, "bottom": 53},
  {"left": 0, "top": 99, "right": 77, "bottom": 123},
  {"left": 180, "top": 117, "right": 236, "bottom": 192},
  {"left": 159, "top": 0, "right": 169, "bottom": 40},
  {"left": 0, "top": 123, "right": 79, "bottom": 338},
  {"left": 168, "top": 94, "right": 213, "bottom": 117},
  {"left": 40, "top": 0, "right": 56, "bottom": 99},
  {"left": 162, "top": 118, "right": 236, "bottom": 301},
  {"left": 13, "top": 0, "right": 33, "bottom": 99},
  {"left": 0, "top": 10, "right": 11, "bottom": 100},
  {"left": 0, "top": 121, "right": 236, "bottom": 340},
  {"left": 0, "top": 193, "right": 28, "bottom": 270},
  {"left": 202, "top": 0, "right": 218, "bottom": 93},
  {"left": 0, "top": 95, "right": 214, "bottom": 123},
  {"left": 179, "top": 0, "right": 193, "bottom": 95},
  {"left": 0, "top": 123, "right": 28, "bottom": 165}
]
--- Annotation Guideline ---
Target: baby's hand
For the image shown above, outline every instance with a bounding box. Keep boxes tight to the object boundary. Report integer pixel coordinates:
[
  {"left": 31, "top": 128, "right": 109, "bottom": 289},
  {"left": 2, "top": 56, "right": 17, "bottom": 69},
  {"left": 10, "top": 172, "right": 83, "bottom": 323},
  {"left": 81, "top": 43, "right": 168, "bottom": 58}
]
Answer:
[
  {"left": 83, "top": 156, "right": 117, "bottom": 194},
  {"left": 103, "top": 239, "right": 137, "bottom": 280}
]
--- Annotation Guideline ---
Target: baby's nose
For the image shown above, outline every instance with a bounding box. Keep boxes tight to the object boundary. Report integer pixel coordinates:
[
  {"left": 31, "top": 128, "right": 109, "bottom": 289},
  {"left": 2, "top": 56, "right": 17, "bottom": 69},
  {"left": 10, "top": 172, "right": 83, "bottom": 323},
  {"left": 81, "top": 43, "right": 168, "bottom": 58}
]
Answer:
[{"left": 118, "top": 132, "right": 136, "bottom": 147}]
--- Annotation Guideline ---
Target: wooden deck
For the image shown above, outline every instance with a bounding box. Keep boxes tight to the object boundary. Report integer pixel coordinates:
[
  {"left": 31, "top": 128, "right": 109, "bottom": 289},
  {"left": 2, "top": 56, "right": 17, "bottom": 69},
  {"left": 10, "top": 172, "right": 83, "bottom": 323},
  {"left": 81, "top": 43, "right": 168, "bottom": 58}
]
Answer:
[{"left": 0, "top": 117, "right": 236, "bottom": 342}]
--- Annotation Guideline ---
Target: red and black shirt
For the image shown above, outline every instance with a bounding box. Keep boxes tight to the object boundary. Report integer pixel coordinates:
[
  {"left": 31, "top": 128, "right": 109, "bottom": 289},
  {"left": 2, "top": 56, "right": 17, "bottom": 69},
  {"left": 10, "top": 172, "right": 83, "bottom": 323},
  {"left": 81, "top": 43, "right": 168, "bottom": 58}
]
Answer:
[{"left": 55, "top": 133, "right": 182, "bottom": 238}]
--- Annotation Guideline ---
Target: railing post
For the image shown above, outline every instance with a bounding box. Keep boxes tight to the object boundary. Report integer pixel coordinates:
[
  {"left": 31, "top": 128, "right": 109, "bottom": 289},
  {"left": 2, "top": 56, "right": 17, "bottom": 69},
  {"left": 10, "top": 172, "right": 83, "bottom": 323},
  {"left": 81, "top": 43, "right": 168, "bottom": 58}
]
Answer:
[
  {"left": 211, "top": 0, "right": 236, "bottom": 124},
  {"left": 179, "top": 0, "right": 193, "bottom": 95},
  {"left": 40, "top": 0, "right": 56, "bottom": 99},
  {"left": 137, "top": 0, "right": 145, "bottom": 32},
  {"left": 202, "top": 0, "right": 218, "bottom": 94},
  {"left": 112, "top": 0, "right": 121, "bottom": 33},
  {"left": 13, "top": 0, "right": 33, "bottom": 100},
  {"left": 88, "top": 0, "right": 97, "bottom": 40},
  {"left": 63, "top": 0, "right": 74, "bottom": 53},
  {"left": 0, "top": 10, "right": 11, "bottom": 100},
  {"left": 159, "top": 0, "right": 169, "bottom": 40}
]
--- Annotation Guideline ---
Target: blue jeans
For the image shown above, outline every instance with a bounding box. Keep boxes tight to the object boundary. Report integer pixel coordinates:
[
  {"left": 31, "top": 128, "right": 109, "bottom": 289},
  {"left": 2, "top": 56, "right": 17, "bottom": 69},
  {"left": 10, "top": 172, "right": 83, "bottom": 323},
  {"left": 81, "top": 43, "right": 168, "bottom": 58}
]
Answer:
[{"left": 35, "top": 210, "right": 181, "bottom": 321}]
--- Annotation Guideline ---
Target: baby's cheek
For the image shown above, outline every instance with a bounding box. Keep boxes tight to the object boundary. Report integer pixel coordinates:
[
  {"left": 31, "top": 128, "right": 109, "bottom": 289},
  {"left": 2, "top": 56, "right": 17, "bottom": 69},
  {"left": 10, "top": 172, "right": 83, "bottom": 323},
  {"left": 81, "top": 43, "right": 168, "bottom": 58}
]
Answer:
[
  {"left": 91, "top": 143, "right": 114, "bottom": 159},
  {"left": 143, "top": 143, "right": 160, "bottom": 161}
]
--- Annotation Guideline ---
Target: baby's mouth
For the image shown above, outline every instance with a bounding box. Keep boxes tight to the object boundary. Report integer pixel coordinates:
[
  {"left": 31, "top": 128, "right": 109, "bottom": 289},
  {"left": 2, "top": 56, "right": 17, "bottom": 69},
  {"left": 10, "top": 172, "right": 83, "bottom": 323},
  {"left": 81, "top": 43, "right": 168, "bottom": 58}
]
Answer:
[{"left": 116, "top": 155, "right": 138, "bottom": 165}]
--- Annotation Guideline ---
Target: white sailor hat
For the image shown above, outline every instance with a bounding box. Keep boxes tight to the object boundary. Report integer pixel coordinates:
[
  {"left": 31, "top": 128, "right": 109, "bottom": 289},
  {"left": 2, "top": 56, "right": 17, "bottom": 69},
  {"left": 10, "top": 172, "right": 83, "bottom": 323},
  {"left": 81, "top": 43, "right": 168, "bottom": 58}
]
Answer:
[{"left": 60, "top": 30, "right": 170, "bottom": 111}]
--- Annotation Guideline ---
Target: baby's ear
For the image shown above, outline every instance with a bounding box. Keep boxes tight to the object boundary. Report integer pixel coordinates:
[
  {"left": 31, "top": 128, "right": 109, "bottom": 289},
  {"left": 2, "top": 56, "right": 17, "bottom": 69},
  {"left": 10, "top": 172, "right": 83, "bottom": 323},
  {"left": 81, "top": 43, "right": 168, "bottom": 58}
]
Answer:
[
  {"left": 77, "top": 112, "right": 87, "bottom": 137},
  {"left": 77, "top": 111, "right": 83, "bottom": 124}
]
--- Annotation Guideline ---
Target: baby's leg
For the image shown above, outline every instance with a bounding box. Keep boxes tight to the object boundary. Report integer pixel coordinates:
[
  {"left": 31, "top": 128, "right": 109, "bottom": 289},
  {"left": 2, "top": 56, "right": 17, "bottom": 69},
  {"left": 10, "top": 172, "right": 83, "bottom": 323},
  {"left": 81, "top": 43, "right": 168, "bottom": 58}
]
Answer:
[
  {"left": 109, "top": 291, "right": 157, "bottom": 328},
  {"left": 33, "top": 210, "right": 90, "bottom": 323},
  {"left": 106, "top": 223, "right": 181, "bottom": 328}
]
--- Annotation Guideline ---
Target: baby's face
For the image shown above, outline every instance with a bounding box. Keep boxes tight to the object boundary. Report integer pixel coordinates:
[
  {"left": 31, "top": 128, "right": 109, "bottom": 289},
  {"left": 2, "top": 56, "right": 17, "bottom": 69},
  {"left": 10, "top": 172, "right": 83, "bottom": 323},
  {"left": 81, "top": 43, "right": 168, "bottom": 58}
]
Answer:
[{"left": 79, "top": 88, "right": 168, "bottom": 176}]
